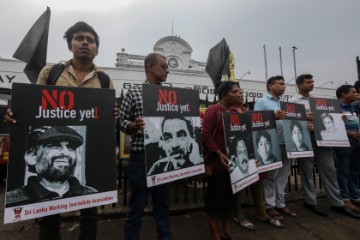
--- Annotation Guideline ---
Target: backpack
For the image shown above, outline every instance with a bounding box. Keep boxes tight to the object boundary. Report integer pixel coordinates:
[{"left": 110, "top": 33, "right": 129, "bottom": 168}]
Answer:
[{"left": 47, "top": 63, "right": 110, "bottom": 88}]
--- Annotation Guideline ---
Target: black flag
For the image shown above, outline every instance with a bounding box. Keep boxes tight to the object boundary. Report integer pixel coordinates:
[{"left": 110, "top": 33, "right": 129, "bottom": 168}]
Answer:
[
  {"left": 13, "top": 7, "right": 51, "bottom": 84},
  {"left": 205, "top": 38, "right": 231, "bottom": 88}
]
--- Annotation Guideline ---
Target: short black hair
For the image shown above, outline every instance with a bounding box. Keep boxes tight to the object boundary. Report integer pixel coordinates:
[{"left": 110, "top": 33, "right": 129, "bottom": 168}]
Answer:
[
  {"left": 266, "top": 76, "right": 284, "bottom": 91},
  {"left": 296, "top": 74, "right": 313, "bottom": 86},
  {"left": 255, "top": 130, "right": 271, "bottom": 147},
  {"left": 216, "top": 81, "right": 240, "bottom": 100},
  {"left": 161, "top": 115, "right": 194, "bottom": 138},
  {"left": 290, "top": 120, "right": 303, "bottom": 133},
  {"left": 336, "top": 84, "right": 354, "bottom": 99},
  {"left": 64, "top": 21, "right": 99, "bottom": 49},
  {"left": 354, "top": 80, "right": 360, "bottom": 93},
  {"left": 144, "top": 53, "right": 166, "bottom": 72}
]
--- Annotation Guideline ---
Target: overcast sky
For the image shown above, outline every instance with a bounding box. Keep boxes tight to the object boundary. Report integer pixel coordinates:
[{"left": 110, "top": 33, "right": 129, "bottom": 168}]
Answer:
[{"left": 1, "top": 0, "right": 360, "bottom": 88}]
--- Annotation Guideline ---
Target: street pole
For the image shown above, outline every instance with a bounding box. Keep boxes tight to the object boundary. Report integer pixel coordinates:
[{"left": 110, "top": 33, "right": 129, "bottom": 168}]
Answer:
[
  {"left": 264, "top": 44, "right": 268, "bottom": 80},
  {"left": 292, "top": 46, "right": 298, "bottom": 79},
  {"left": 279, "top": 46, "right": 283, "bottom": 76}
]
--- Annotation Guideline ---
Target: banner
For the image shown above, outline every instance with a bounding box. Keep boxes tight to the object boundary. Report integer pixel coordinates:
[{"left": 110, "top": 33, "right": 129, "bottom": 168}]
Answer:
[
  {"left": 309, "top": 98, "right": 350, "bottom": 147},
  {"left": 142, "top": 84, "right": 204, "bottom": 187},
  {"left": 223, "top": 112, "right": 259, "bottom": 194},
  {"left": 250, "top": 110, "right": 282, "bottom": 173},
  {"left": 4, "top": 83, "right": 117, "bottom": 224},
  {"left": 280, "top": 102, "right": 314, "bottom": 158}
]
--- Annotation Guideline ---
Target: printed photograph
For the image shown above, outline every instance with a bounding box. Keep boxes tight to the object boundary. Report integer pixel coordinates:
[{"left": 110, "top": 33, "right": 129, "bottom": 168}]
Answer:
[
  {"left": 5, "top": 125, "right": 97, "bottom": 207},
  {"left": 228, "top": 136, "right": 257, "bottom": 182},
  {"left": 284, "top": 120, "right": 313, "bottom": 152},
  {"left": 252, "top": 129, "right": 281, "bottom": 167},
  {"left": 144, "top": 116, "right": 204, "bottom": 176}
]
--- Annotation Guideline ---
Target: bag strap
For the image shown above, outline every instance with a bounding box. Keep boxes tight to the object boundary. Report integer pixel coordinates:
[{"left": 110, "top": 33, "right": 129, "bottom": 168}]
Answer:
[
  {"left": 97, "top": 71, "right": 110, "bottom": 89},
  {"left": 47, "top": 63, "right": 65, "bottom": 85}
]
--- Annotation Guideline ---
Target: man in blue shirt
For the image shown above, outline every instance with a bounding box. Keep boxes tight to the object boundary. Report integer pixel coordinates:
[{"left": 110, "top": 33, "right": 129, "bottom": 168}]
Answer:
[
  {"left": 334, "top": 85, "right": 360, "bottom": 210},
  {"left": 254, "top": 76, "right": 297, "bottom": 220}
]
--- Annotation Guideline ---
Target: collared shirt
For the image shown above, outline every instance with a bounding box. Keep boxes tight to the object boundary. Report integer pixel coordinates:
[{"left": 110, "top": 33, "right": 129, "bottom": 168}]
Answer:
[
  {"left": 36, "top": 59, "right": 114, "bottom": 89},
  {"left": 254, "top": 94, "right": 285, "bottom": 144},
  {"left": 289, "top": 93, "right": 311, "bottom": 113},
  {"left": 119, "top": 82, "right": 149, "bottom": 152}
]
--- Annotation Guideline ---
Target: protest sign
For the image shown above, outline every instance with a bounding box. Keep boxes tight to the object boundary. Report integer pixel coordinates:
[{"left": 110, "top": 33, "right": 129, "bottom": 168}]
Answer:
[
  {"left": 223, "top": 112, "right": 259, "bottom": 193},
  {"left": 250, "top": 110, "right": 282, "bottom": 173},
  {"left": 143, "top": 84, "right": 204, "bottom": 187},
  {"left": 280, "top": 101, "right": 314, "bottom": 158},
  {"left": 309, "top": 98, "right": 349, "bottom": 147},
  {"left": 4, "top": 83, "right": 117, "bottom": 223}
]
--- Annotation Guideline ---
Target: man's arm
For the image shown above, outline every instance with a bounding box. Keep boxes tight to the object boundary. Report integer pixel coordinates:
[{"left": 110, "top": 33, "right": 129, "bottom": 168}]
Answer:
[{"left": 119, "top": 88, "right": 144, "bottom": 135}]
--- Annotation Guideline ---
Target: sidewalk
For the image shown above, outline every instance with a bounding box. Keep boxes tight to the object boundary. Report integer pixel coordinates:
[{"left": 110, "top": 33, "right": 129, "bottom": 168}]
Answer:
[{"left": 1, "top": 181, "right": 360, "bottom": 239}]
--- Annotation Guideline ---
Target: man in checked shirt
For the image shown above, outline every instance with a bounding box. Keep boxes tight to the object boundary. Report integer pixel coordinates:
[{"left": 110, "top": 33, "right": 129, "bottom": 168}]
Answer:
[{"left": 119, "top": 53, "right": 171, "bottom": 240}]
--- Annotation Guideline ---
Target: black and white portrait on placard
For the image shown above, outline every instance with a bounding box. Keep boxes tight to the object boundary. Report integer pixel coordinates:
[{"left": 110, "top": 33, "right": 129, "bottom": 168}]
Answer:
[
  {"left": 229, "top": 137, "right": 257, "bottom": 181},
  {"left": 285, "top": 120, "right": 312, "bottom": 152},
  {"left": 5, "top": 125, "right": 98, "bottom": 207},
  {"left": 253, "top": 129, "right": 281, "bottom": 167},
  {"left": 318, "top": 112, "right": 348, "bottom": 141},
  {"left": 145, "top": 115, "right": 203, "bottom": 176}
]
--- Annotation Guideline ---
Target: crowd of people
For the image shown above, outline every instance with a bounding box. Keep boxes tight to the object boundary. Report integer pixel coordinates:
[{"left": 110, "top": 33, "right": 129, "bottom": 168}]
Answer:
[
  {"left": 201, "top": 76, "right": 360, "bottom": 240},
  {"left": 3, "top": 20, "right": 360, "bottom": 240}
]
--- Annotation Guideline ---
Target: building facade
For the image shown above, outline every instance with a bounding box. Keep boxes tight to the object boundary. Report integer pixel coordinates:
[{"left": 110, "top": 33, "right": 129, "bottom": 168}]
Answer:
[{"left": 0, "top": 36, "right": 335, "bottom": 102}]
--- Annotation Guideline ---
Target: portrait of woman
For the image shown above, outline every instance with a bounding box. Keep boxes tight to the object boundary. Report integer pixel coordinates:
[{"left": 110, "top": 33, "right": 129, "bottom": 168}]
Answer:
[{"left": 320, "top": 112, "right": 337, "bottom": 140}]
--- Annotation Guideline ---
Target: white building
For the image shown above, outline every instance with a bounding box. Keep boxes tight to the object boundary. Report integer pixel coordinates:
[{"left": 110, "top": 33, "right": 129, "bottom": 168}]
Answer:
[{"left": 0, "top": 36, "right": 335, "bottom": 102}]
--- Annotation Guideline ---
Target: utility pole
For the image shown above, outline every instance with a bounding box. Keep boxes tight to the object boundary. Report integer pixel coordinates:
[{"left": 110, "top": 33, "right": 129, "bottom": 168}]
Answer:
[
  {"left": 263, "top": 44, "right": 268, "bottom": 80},
  {"left": 292, "top": 46, "right": 298, "bottom": 79},
  {"left": 279, "top": 47, "right": 283, "bottom": 76}
]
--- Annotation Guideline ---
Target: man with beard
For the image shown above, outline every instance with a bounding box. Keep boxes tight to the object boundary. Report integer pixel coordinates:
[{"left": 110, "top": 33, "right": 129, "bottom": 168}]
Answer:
[
  {"left": 147, "top": 115, "right": 203, "bottom": 175},
  {"left": 6, "top": 126, "right": 97, "bottom": 205}
]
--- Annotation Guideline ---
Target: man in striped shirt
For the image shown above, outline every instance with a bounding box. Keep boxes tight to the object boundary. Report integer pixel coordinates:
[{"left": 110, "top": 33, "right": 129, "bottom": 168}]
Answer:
[{"left": 119, "top": 53, "right": 172, "bottom": 240}]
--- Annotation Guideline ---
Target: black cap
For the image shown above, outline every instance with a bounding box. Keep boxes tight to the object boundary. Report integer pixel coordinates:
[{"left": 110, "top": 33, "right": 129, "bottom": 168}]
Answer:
[{"left": 26, "top": 126, "right": 83, "bottom": 150}]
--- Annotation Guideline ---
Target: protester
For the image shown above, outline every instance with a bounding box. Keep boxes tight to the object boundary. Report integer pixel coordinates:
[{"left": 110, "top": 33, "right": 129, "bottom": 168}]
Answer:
[
  {"left": 334, "top": 85, "right": 360, "bottom": 210},
  {"left": 201, "top": 81, "right": 244, "bottom": 240},
  {"left": 254, "top": 75, "right": 297, "bottom": 220},
  {"left": 4, "top": 21, "right": 116, "bottom": 240},
  {"left": 290, "top": 74, "right": 360, "bottom": 219},
  {"left": 119, "top": 53, "right": 172, "bottom": 240}
]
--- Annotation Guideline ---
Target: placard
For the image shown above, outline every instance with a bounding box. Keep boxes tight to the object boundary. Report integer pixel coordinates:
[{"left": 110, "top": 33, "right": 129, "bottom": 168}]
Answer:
[
  {"left": 250, "top": 110, "right": 282, "bottom": 173},
  {"left": 143, "top": 84, "right": 204, "bottom": 187},
  {"left": 309, "top": 98, "right": 349, "bottom": 147},
  {"left": 223, "top": 112, "right": 259, "bottom": 194},
  {"left": 4, "top": 83, "right": 117, "bottom": 224},
  {"left": 280, "top": 102, "right": 314, "bottom": 158}
]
